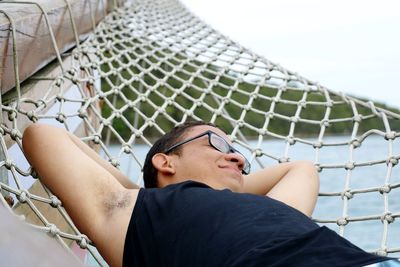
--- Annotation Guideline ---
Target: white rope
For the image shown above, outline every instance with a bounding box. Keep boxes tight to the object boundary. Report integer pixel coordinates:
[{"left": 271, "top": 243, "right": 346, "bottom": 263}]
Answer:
[{"left": 0, "top": 0, "right": 399, "bottom": 263}]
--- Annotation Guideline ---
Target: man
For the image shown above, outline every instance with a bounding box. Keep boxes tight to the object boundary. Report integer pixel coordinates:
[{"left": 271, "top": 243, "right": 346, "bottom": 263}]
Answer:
[{"left": 22, "top": 121, "right": 394, "bottom": 266}]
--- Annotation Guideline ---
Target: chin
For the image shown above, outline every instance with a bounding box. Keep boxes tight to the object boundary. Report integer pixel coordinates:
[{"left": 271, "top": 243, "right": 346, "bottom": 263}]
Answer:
[{"left": 220, "top": 176, "right": 243, "bottom": 193}]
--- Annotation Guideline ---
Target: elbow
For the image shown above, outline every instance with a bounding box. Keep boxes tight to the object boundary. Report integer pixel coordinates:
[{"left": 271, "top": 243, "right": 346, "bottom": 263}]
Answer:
[
  {"left": 23, "top": 124, "right": 45, "bottom": 162},
  {"left": 23, "top": 123, "right": 48, "bottom": 147},
  {"left": 23, "top": 124, "right": 42, "bottom": 152},
  {"left": 295, "top": 160, "right": 320, "bottom": 191},
  {"left": 292, "top": 161, "right": 320, "bottom": 216},
  {"left": 22, "top": 124, "right": 61, "bottom": 160}
]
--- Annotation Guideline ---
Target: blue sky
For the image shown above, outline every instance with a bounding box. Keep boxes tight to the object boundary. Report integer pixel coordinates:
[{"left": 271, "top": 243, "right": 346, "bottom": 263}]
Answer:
[{"left": 180, "top": 0, "right": 400, "bottom": 108}]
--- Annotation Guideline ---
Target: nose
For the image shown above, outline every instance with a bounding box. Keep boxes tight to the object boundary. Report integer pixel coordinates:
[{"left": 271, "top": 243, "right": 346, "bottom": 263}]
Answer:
[{"left": 224, "top": 152, "right": 245, "bottom": 172}]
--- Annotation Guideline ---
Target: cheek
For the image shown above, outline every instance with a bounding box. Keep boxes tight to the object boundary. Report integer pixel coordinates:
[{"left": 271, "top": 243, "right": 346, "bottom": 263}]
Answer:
[{"left": 183, "top": 154, "right": 219, "bottom": 175}]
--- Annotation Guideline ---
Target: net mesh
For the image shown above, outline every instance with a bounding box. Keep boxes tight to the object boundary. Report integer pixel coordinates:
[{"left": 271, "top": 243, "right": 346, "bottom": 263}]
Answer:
[{"left": 0, "top": 0, "right": 399, "bottom": 264}]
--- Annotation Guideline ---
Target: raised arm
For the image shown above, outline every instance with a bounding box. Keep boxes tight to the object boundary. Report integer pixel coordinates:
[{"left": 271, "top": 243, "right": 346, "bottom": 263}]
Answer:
[
  {"left": 65, "top": 130, "right": 139, "bottom": 189},
  {"left": 22, "top": 124, "right": 138, "bottom": 267},
  {"left": 242, "top": 161, "right": 319, "bottom": 216}
]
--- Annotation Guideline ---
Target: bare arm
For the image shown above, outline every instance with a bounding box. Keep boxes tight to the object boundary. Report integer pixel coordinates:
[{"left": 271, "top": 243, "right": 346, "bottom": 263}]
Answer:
[
  {"left": 242, "top": 161, "right": 319, "bottom": 216},
  {"left": 66, "top": 131, "right": 139, "bottom": 189},
  {"left": 22, "top": 124, "right": 138, "bottom": 267}
]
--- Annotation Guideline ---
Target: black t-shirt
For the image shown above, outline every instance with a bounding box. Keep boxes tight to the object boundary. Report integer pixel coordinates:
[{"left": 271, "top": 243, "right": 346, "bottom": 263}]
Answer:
[{"left": 123, "top": 180, "right": 388, "bottom": 266}]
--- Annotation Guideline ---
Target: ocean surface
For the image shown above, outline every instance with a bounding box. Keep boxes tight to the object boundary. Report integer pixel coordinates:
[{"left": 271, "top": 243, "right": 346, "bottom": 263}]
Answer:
[{"left": 87, "top": 134, "right": 400, "bottom": 265}]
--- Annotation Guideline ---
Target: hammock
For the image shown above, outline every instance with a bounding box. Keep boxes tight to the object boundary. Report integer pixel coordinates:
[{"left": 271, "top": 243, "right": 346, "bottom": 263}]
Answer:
[{"left": 0, "top": 0, "right": 399, "bottom": 265}]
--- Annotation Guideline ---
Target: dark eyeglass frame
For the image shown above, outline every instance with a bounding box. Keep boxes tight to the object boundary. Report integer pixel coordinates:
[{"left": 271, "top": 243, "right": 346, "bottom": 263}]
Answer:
[{"left": 164, "top": 130, "right": 251, "bottom": 175}]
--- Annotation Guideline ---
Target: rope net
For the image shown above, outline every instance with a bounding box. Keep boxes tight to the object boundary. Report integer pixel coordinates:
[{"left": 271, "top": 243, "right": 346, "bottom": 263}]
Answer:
[{"left": 0, "top": 0, "right": 399, "bottom": 264}]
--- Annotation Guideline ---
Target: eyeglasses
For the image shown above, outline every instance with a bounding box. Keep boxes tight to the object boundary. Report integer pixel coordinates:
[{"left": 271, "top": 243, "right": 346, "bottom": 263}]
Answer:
[{"left": 164, "top": 130, "right": 251, "bottom": 175}]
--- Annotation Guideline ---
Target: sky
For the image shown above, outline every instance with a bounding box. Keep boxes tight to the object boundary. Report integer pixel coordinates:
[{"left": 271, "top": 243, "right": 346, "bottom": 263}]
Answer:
[{"left": 180, "top": 0, "right": 400, "bottom": 108}]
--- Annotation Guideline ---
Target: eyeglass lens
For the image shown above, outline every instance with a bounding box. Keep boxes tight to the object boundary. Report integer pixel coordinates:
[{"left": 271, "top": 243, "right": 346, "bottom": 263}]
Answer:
[{"left": 209, "top": 133, "right": 250, "bottom": 174}]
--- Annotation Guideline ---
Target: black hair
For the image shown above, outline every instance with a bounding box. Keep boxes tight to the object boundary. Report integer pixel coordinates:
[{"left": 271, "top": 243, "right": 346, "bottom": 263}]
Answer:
[{"left": 143, "top": 121, "right": 216, "bottom": 188}]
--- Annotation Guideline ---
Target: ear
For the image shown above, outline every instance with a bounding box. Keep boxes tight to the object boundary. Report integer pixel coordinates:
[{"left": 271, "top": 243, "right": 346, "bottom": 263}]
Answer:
[{"left": 151, "top": 153, "right": 176, "bottom": 176}]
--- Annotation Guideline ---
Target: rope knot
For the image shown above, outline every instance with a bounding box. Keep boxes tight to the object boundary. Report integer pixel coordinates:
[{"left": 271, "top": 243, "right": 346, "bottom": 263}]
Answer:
[
  {"left": 259, "top": 129, "right": 268, "bottom": 135},
  {"left": 30, "top": 168, "right": 39, "bottom": 179},
  {"left": 10, "top": 129, "right": 21, "bottom": 140},
  {"left": 320, "top": 119, "right": 330, "bottom": 127},
  {"left": 48, "top": 224, "right": 59, "bottom": 236},
  {"left": 78, "top": 108, "right": 87, "bottom": 118},
  {"left": 215, "top": 109, "right": 224, "bottom": 119},
  {"left": 140, "top": 95, "right": 147, "bottom": 102},
  {"left": 123, "top": 145, "right": 131, "bottom": 154},
  {"left": 50, "top": 196, "right": 61, "bottom": 208},
  {"left": 98, "top": 92, "right": 105, "bottom": 99},
  {"left": 312, "top": 141, "right": 322, "bottom": 149},
  {"left": 386, "top": 157, "right": 398, "bottom": 166},
  {"left": 167, "top": 98, "right": 174, "bottom": 105},
  {"left": 78, "top": 235, "right": 89, "bottom": 249},
  {"left": 55, "top": 78, "right": 63, "bottom": 87},
  {"left": 114, "top": 111, "right": 121, "bottom": 118},
  {"left": 8, "top": 110, "right": 17, "bottom": 121},
  {"left": 56, "top": 113, "right": 66, "bottom": 123},
  {"left": 91, "top": 62, "right": 98, "bottom": 70},
  {"left": 67, "top": 69, "right": 76, "bottom": 76},
  {"left": 93, "top": 135, "right": 101, "bottom": 144},
  {"left": 353, "top": 115, "right": 362, "bottom": 122},
  {"left": 378, "top": 185, "right": 391, "bottom": 194},
  {"left": 5, "top": 159, "right": 14, "bottom": 170},
  {"left": 81, "top": 46, "right": 89, "bottom": 55},
  {"left": 351, "top": 138, "right": 361, "bottom": 148},
  {"left": 299, "top": 100, "right": 307, "bottom": 107},
  {"left": 314, "top": 163, "right": 322, "bottom": 172},
  {"left": 345, "top": 162, "right": 355, "bottom": 170},
  {"left": 290, "top": 116, "right": 298, "bottom": 123},
  {"left": 17, "top": 190, "right": 29, "bottom": 203},
  {"left": 278, "top": 84, "right": 286, "bottom": 91},
  {"left": 147, "top": 118, "right": 155, "bottom": 126},
  {"left": 385, "top": 131, "right": 396, "bottom": 140},
  {"left": 110, "top": 159, "right": 119, "bottom": 167},
  {"left": 336, "top": 217, "right": 348, "bottom": 226},
  {"left": 254, "top": 149, "right": 263, "bottom": 157},
  {"left": 381, "top": 212, "right": 394, "bottom": 224},
  {"left": 128, "top": 101, "right": 135, "bottom": 108},
  {"left": 88, "top": 78, "right": 95, "bottom": 86},
  {"left": 27, "top": 111, "right": 38, "bottom": 122},
  {"left": 102, "top": 119, "right": 110, "bottom": 127},
  {"left": 287, "top": 137, "right": 296, "bottom": 145},
  {"left": 341, "top": 190, "right": 353, "bottom": 200}
]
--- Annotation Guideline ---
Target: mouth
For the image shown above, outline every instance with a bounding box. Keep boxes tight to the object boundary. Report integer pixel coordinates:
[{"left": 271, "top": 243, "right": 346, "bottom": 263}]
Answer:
[{"left": 220, "top": 165, "right": 243, "bottom": 179}]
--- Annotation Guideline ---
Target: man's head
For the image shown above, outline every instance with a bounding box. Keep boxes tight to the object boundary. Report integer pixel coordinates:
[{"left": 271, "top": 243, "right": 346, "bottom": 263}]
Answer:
[{"left": 143, "top": 121, "right": 249, "bottom": 192}]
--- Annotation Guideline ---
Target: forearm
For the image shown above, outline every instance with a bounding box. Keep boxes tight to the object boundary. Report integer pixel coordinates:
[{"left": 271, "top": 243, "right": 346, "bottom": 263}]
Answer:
[
  {"left": 243, "top": 161, "right": 319, "bottom": 216},
  {"left": 243, "top": 162, "right": 297, "bottom": 195},
  {"left": 67, "top": 132, "right": 139, "bottom": 189}
]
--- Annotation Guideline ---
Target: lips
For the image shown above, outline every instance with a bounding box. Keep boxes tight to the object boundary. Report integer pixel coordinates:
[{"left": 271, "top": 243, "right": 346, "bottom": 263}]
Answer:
[{"left": 220, "top": 165, "right": 242, "bottom": 178}]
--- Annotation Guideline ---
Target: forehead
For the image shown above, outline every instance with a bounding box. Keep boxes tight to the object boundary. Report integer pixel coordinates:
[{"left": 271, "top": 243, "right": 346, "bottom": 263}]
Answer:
[{"left": 184, "top": 125, "right": 230, "bottom": 142}]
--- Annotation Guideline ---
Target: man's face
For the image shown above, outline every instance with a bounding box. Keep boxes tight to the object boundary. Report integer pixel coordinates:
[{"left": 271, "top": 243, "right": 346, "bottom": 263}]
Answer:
[{"left": 169, "top": 125, "right": 246, "bottom": 192}]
